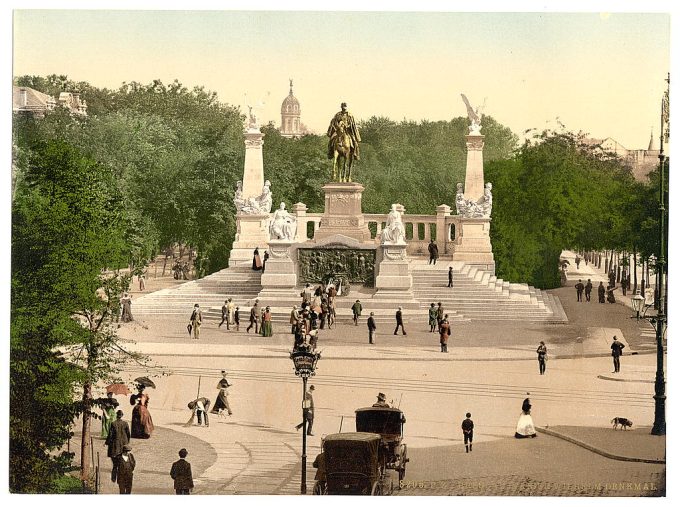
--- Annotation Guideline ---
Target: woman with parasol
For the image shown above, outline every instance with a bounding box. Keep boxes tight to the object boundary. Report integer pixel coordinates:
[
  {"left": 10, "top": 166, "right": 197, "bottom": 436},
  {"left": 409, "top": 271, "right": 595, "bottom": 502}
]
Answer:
[
  {"left": 130, "top": 377, "right": 155, "bottom": 439},
  {"left": 101, "top": 385, "right": 125, "bottom": 439}
]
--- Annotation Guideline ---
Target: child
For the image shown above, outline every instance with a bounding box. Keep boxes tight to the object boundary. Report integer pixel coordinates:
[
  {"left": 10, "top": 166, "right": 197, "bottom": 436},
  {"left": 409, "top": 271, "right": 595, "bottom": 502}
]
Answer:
[
  {"left": 462, "top": 412, "right": 474, "bottom": 453},
  {"left": 234, "top": 307, "right": 240, "bottom": 331}
]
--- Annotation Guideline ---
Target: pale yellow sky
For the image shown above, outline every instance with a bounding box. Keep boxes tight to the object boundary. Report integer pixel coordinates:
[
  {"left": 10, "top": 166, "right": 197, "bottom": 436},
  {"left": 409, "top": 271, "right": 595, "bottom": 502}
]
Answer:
[{"left": 10, "top": 7, "right": 673, "bottom": 149}]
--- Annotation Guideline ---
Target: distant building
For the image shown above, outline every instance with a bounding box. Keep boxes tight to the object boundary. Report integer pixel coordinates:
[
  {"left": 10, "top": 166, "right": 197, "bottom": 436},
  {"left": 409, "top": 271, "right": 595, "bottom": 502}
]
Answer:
[
  {"left": 279, "top": 80, "right": 307, "bottom": 138},
  {"left": 584, "top": 132, "right": 660, "bottom": 182},
  {"left": 13, "top": 85, "right": 87, "bottom": 118}
]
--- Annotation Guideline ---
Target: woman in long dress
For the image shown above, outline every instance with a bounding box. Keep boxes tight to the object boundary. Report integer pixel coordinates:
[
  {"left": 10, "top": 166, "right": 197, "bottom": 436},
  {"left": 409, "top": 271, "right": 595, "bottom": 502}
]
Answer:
[
  {"left": 101, "top": 393, "right": 118, "bottom": 439},
  {"left": 130, "top": 386, "right": 154, "bottom": 439},
  {"left": 252, "top": 247, "right": 263, "bottom": 271},
  {"left": 261, "top": 307, "right": 273, "bottom": 337},
  {"left": 211, "top": 373, "right": 233, "bottom": 416},
  {"left": 515, "top": 397, "right": 537, "bottom": 438}
]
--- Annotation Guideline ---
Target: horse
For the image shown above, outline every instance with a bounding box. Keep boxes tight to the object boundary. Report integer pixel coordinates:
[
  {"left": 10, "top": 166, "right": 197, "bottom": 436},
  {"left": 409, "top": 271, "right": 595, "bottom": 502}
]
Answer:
[{"left": 331, "top": 121, "right": 355, "bottom": 182}]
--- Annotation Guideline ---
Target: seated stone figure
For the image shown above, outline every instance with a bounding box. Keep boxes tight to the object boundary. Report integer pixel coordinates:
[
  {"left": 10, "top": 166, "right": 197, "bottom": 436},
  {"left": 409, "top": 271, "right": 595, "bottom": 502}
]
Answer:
[
  {"left": 269, "top": 202, "right": 297, "bottom": 240},
  {"left": 380, "top": 204, "right": 406, "bottom": 244}
]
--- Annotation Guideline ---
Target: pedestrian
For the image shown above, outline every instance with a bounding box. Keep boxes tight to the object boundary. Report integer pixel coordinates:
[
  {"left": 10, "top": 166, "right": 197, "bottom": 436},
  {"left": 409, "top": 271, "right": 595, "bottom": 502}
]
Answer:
[
  {"left": 428, "top": 303, "right": 437, "bottom": 333},
  {"left": 114, "top": 444, "right": 135, "bottom": 494},
  {"left": 227, "top": 298, "right": 235, "bottom": 327},
  {"left": 585, "top": 279, "right": 593, "bottom": 302},
  {"left": 447, "top": 266, "right": 453, "bottom": 288},
  {"left": 234, "top": 306, "right": 240, "bottom": 331},
  {"left": 394, "top": 306, "right": 406, "bottom": 336},
  {"left": 252, "top": 247, "right": 263, "bottom": 271},
  {"left": 607, "top": 284, "right": 617, "bottom": 304},
  {"left": 101, "top": 392, "right": 119, "bottom": 439},
  {"left": 536, "top": 341, "right": 547, "bottom": 375},
  {"left": 436, "top": 302, "right": 444, "bottom": 331},
  {"left": 300, "top": 283, "right": 313, "bottom": 305},
  {"left": 120, "top": 293, "right": 133, "bottom": 322},
  {"left": 439, "top": 315, "right": 450, "bottom": 352},
  {"left": 515, "top": 397, "right": 537, "bottom": 438},
  {"left": 367, "top": 312, "right": 377, "bottom": 344},
  {"left": 189, "top": 397, "right": 210, "bottom": 427},
  {"left": 138, "top": 273, "right": 146, "bottom": 291},
  {"left": 575, "top": 255, "right": 581, "bottom": 269},
  {"left": 290, "top": 305, "right": 299, "bottom": 334},
  {"left": 130, "top": 385, "right": 154, "bottom": 439},
  {"left": 327, "top": 299, "right": 336, "bottom": 329},
  {"left": 189, "top": 304, "right": 202, "bottom": 340},
  {"left": 170, "top": 448, "right": 194, "bottom": 495},
  {"left": 106, "top": 410, "right": 130, "bottom": 476},
  {"left": 575, "top": 279, "right": 584, "bottom": 302},
  {"left": 611, "top": 336, "right": 625, "bottom": 373},
  {"left": 621, "top": 274, "right": 628, "bottom": 296},
  {"left": 211, "top": 371, "right": 233, "bottom": 416},
  {"left": 262, "top": 250, "right": 269, "bottom": 273},
  {"left": 295, "top": 384, "right": 315, "bottom": 436},
  {"left": 352, "top": 299, "right": 362, "bottom": 326},
  {"left": 598, "top": 281, "right": 606, "bottom": 303},
  {"left": 461, "top": 412, "right": 474, "bottom": 453},
  {"left": 219, "top": 300, "right": 229, "bottom": 328},
  {"left": 428, "top": 239, "right": 439, "bottom": 265},
  {"left": 261, "top": 306, "right": 273, "bottom": 337},
  {"left": 246, "top": 301, "right": 259, "bottom": 333}
]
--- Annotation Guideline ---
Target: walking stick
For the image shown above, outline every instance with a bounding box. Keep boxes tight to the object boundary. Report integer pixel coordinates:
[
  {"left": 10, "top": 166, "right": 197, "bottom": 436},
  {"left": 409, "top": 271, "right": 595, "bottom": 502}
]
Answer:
[{"left": 339, "top": 415, "right": 344, "bottom": 433}]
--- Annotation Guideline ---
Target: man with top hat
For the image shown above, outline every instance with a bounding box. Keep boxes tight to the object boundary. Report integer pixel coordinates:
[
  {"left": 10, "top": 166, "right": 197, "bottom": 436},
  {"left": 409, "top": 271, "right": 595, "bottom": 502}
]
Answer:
[
  {"left": 170, "top": 448, "right": 194, "bottom": 495},
  {"left": 372, "top": 392, "right": 390, "bottom": 408}
]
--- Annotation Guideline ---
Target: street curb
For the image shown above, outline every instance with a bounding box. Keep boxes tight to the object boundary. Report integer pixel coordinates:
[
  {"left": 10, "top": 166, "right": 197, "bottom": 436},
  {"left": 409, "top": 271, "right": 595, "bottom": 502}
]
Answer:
[{"left": 536, "top": 427, "right": 665, "bottom": 464}]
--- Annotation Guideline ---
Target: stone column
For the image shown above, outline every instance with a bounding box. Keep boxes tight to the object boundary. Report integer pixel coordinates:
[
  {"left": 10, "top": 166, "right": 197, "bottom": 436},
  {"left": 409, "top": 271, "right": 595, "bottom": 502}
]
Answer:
[
  {"left": 229, "top": 127, "right": 270, "bottom": 266},
  {"left": 292, "top": 202, "right": 308, "bottom": 242},
  {"left": 436, "top": 205, "right": 451, "bottom": 254},
  {"left": 242, "top": 128, "right": 265, "bottom": 200},
  {"left": 464, "top": 134, "right": 485, "bottom": 201}
]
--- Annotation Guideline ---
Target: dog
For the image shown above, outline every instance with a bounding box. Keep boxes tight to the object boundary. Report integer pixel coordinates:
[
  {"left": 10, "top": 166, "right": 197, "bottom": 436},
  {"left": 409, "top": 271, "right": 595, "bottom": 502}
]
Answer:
[{"left": 611, "top": 417, "right": 633, "bottom": 430}]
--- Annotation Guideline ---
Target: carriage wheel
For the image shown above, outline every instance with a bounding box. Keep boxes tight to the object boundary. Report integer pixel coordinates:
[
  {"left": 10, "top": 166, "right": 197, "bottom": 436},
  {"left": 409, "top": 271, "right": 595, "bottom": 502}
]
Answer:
[
  {"left": 398, "top": 444, "right": 407, "bottom": 482},
  {"left": 371, "top": 481, "right": 383, "bottom": 496}
]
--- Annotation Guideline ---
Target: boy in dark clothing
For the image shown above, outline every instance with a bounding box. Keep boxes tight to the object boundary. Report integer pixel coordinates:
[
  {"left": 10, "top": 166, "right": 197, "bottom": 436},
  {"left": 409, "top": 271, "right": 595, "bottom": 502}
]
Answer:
[{"left": 462, "top": 413, "right": 474, "bottom": 453}]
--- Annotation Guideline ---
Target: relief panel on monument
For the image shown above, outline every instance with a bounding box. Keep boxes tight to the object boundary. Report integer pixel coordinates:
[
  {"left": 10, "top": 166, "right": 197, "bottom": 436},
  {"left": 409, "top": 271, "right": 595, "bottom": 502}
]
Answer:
[{"left": 298, "top": 248, "right": 375, "bottom": 287}]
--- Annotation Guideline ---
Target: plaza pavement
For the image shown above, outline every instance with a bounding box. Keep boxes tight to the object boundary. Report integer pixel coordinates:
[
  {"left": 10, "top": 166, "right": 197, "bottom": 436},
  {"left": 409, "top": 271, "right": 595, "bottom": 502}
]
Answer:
[{"left": 93, "top": 254, "right": 666, "bottom": 496}]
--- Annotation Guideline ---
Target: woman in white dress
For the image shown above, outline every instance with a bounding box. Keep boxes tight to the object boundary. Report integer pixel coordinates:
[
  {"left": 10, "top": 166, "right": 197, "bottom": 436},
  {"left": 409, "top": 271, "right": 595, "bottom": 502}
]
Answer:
[{"left": 515, "top": 397, "right": 537, "bottom": 438}]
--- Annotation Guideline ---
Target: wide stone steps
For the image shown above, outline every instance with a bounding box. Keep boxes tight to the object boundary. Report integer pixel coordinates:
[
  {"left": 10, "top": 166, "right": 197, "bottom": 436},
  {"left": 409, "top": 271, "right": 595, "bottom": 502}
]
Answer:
[{"left": 409, "top": 262, "right": 566, "bottom": 322}]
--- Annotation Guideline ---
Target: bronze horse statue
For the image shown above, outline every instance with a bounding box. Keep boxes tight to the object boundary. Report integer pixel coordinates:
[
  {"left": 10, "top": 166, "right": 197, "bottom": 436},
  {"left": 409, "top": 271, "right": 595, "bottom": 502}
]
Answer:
[{"left": 331, "top": 120, "right": 356, "bottom": 182}]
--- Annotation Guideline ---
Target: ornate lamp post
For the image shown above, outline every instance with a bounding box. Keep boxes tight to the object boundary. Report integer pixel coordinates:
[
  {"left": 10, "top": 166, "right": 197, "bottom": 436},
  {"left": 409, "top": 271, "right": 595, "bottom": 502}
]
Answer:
[{"left": 290, "top": 347, "right": 321, "bottom": 494}]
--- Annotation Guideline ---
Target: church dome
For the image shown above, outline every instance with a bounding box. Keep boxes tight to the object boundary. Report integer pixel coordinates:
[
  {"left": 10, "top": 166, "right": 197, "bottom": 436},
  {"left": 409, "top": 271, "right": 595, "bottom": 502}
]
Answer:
[{"left": 281, "top": 80, "right": 300, "bottom": 114}]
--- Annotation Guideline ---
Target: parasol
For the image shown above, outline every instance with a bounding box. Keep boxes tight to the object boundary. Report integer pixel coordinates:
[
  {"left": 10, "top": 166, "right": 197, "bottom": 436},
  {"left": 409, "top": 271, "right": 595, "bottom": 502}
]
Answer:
[
  {"left": 106, "top": 383, "right": 131, "bottom": 395},
  {"left": 134, "top": 376, "right": 156, "bottom": 389}
]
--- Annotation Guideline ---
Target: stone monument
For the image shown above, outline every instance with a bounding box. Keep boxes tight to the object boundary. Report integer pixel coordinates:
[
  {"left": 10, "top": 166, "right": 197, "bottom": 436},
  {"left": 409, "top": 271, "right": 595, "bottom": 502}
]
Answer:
[
  {"left": 229, "top": 107, "right": 272, "bottom": 266},
  {"left": 453, "top": 94, "right": 495, "bottom": 272}
]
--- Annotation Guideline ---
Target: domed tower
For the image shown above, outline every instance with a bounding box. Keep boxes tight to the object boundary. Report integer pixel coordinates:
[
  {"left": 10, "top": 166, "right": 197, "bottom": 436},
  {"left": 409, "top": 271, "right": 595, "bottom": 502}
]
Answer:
[{"left": 280, "top": 79, "right": 301, "bottom": 138}]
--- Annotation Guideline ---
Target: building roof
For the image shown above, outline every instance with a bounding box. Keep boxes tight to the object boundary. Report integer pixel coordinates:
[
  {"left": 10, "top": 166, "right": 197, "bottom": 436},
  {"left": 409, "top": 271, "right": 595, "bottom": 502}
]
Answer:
[
  {"left": 281, "top": 79, "right": 300, "bottom": 114},
  {"left": 12, "top": 86, "right": 54, "bottom": 112}
]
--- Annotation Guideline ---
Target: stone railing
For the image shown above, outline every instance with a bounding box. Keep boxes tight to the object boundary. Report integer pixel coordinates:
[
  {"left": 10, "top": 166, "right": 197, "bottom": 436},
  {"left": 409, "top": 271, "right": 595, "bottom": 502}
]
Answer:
[{"left": 291, "top": 202, "right": 462, "bottom": 255}]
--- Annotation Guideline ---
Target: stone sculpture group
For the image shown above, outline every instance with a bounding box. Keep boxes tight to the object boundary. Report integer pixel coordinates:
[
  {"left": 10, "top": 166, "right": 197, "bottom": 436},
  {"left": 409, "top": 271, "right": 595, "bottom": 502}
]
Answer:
[
  {"left": 234, "top": 180, "right": 273, "bottom": 215},
  {"left": 455, "top": 182, "right": 493, "bottom": 218}
]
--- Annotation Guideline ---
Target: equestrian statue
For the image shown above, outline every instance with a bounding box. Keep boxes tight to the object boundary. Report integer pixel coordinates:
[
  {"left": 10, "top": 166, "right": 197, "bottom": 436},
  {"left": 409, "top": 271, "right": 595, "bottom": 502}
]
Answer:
[{"left": 327, "top": 102, "right": 361, "bottom": 182}]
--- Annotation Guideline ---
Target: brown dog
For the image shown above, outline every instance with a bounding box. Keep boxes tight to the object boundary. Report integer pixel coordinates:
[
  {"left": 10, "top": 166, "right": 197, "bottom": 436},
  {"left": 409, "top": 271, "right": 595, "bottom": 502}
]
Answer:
[{"left": 611, "top": 417, "right": 633, "bottom": 430}]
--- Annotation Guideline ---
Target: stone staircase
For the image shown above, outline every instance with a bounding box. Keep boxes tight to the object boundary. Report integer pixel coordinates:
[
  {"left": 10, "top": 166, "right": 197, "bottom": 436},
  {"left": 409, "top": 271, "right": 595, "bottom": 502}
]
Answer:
[
  {"left": 133, "top": 260, "right": 566, "bottom": 325},
  {"left": 132, "top": 267, "right": 263, "bottom": 316},
  {"left": 410, "top": 260, "right": 567, "bottom": 322}
]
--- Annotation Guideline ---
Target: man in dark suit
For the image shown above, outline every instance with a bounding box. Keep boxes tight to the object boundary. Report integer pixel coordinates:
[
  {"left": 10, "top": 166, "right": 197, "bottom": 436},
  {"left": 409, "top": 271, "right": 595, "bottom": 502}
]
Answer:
[
  {"left": 170, "top": 448, "right": 194, "bottom": 495},
  {"left": 611, "top": 336, "right": 625, "bottom": 373},
  {"left": 584, "top": 279, "right": 593, "bottom": 302},
  {"left": 448, "top": 266, "right": 453, "bottom": 288},
  {"left": 428, "top": 240, "right": 439, "bottom": 265},
  {"left": 106, "top": 410, "right": 131, "bottom": 481},
  {"left": 393, "top": 307, "right": 406, "bottom": 336},
  {"left": 575, "top": 280, "right": 585, "bottom": 302},
  {"left": 367, "top": 312, "right": 377, "bottom": 344},
  {"left": 115, "top": 444, "right": 135, "bottom": 494},
  {"left": 247, "top": 301, "right": 259, "bottom": 333}
]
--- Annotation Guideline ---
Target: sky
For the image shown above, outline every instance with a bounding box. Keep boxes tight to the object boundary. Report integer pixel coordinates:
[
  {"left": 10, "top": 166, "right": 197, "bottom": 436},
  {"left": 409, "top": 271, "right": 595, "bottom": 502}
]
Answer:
[{"left": 10, "top": 5, "right": 672, "bottom": 150}]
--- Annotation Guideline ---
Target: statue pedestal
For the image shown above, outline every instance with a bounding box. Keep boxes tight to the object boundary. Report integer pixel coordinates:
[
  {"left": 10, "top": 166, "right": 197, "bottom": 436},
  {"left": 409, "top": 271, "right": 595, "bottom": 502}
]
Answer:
[
  {"left": 464, "top": 134, "right": 485, "bottom": 201},
  {"left": 258, "top": 240, "right": 298, "bottom": 302},
  {"left": 314, "top": 182, "right": 372, "bottom": 243},
  {"left": 229, "top": 213, "right": 271, "bottom": 266},
  {"left": 451, "top": 217, "right": 495, "bottom": 272},
  {"left": 242, "top": 129, "right": 265, "bottom": 199},
  {"left": 374, "top": 243, "right": 419, "bottom": 308}
]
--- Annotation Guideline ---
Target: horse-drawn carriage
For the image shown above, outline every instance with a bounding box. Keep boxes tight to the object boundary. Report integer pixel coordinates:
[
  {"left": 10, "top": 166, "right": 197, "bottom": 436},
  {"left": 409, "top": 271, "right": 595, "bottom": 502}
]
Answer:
[{"left": 312, "top": 406, "right": 408, "bottom": 495}]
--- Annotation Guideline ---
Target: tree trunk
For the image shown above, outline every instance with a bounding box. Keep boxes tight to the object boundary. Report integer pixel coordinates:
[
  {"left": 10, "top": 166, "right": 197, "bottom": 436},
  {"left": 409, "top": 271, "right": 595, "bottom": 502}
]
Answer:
[{"left": 80, "top": 382, "right": 93, "bottom": 484}]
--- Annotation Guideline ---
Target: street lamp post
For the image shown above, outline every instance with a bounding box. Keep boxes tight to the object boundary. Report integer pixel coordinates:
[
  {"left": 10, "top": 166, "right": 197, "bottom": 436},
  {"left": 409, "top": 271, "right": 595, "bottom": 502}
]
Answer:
[{"left": 290, "top": 347, "right": 321, "bottom": 494}]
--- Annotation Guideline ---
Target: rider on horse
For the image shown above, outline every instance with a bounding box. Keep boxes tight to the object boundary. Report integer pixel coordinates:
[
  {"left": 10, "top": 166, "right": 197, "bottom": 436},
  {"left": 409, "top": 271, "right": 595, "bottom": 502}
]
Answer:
[{"left": 327, "top": 102, "right": 361, "bottom": 160}]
